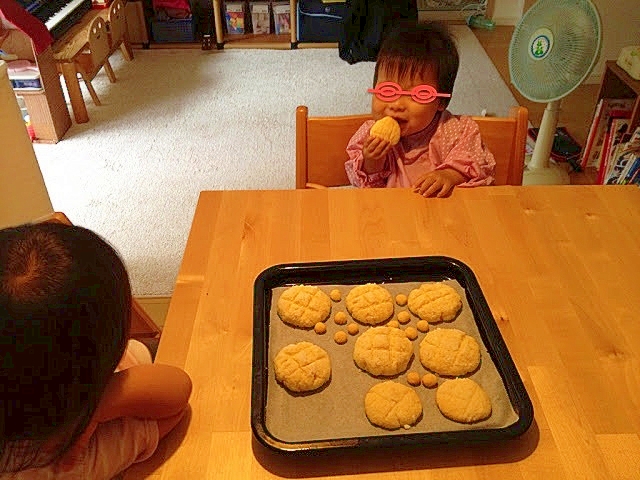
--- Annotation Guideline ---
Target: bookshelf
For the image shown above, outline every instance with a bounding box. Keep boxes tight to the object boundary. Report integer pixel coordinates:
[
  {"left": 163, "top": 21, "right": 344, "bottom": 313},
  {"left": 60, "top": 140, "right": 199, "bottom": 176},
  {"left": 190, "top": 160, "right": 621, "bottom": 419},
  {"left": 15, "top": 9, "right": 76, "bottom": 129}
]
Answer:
[
  {"left": 597, "top": 60, "right": 640, "bottom": 133},
  {"left": 212, "top": 0, "right": 296, "bottom": 49}
]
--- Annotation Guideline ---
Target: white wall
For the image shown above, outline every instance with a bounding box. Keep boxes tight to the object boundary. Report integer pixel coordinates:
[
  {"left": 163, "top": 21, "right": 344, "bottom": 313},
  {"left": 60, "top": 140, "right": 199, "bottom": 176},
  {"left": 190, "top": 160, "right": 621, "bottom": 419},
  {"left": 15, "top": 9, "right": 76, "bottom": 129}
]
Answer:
[
  {"left": 491, "top": 0, "right": 640, "bottom": 83},
  {"left": 491, "top": 0, "right": 524, "bottom": 25}
]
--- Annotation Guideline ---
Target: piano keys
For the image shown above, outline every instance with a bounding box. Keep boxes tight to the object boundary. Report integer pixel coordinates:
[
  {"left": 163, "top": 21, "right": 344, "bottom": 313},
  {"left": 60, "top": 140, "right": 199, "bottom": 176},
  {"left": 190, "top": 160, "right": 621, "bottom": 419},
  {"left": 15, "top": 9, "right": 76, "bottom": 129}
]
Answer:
[{"left": 15, "top": 0, "right": 93, "bottom": 39}]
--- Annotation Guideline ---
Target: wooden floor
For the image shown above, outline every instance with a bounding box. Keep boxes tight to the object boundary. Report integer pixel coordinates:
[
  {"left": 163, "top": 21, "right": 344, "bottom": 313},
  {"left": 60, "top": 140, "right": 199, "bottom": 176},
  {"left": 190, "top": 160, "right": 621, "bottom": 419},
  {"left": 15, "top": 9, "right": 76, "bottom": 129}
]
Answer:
[{"left": 472, "top": 26, "right": 600, "bottom": 184}]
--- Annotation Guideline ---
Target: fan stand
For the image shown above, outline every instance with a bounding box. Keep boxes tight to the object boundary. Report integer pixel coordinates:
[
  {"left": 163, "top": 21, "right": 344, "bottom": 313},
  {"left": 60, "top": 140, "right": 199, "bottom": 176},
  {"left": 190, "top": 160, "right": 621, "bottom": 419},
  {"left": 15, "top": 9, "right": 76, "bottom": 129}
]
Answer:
[{"left": 523, "top": 100, "right": 570, "bottom": 185}]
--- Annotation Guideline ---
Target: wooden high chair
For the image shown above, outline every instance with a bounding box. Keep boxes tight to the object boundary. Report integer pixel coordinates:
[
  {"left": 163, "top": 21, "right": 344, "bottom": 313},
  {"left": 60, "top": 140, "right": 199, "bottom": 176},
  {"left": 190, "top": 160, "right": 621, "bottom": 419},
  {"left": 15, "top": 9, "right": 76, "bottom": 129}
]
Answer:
[
  {"left": 295, "top": 105, "right": 529, "bottom": 188},
  {"left": 74, "top": 15, "right": 116, "bottom": 106}
]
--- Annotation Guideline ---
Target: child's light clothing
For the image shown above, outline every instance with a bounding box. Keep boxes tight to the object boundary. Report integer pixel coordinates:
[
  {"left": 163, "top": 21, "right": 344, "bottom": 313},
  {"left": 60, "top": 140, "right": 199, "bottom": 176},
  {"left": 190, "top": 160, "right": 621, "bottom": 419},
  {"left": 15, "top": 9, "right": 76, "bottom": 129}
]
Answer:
[
  {"left": 345, "top": 110, "right": 496, "bottom": 188},
  {"left": 1, "top": 417, "right": 159, "bottom": 480},
  {"left": 116, "top": 339, "right": 153, "bottom": 372}
]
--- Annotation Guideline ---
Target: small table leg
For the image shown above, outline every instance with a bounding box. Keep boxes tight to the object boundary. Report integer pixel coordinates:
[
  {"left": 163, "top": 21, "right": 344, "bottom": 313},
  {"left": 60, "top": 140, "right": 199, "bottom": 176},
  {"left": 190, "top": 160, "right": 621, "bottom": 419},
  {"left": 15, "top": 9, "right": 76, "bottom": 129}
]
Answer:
[{"left": 60, "top": 62, "right": 89, "bottom": 124}]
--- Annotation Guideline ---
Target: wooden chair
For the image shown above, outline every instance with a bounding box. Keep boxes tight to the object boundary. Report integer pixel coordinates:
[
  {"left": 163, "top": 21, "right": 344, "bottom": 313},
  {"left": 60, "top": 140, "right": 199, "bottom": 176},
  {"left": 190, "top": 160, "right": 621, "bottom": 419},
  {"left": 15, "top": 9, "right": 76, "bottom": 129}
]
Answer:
[
  {"left": 106, "top": 0, "right": 134, "bottom": 63},
  {"left": 295, "top": 104, "right": 529, "bottom": 188},
  {"left": 74, "top": 15, "right": 116, "bottom": 106}
]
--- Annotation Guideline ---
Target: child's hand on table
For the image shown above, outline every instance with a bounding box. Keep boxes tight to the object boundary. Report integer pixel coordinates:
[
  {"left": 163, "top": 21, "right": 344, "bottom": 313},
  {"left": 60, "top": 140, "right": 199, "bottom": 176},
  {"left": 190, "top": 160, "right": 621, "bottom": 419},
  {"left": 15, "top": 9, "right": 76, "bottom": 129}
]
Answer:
[{"left": 413, "top": 169, "right": 465, "bottom": 198}]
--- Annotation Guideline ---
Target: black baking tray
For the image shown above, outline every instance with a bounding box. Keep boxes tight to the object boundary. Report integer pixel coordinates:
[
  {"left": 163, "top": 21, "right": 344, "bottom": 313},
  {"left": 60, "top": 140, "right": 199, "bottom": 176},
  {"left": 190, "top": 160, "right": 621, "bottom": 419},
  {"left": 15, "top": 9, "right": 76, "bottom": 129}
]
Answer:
[{"left": 251, "top": 256, "right": 533, "bottom": 453}]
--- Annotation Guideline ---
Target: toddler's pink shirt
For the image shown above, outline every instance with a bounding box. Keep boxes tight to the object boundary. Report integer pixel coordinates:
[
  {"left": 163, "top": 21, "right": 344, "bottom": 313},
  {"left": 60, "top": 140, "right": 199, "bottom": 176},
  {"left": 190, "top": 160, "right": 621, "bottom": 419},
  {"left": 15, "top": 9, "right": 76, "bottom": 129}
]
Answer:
[{"left": 345, "top": 110, "right": 496, "bottom": 188}]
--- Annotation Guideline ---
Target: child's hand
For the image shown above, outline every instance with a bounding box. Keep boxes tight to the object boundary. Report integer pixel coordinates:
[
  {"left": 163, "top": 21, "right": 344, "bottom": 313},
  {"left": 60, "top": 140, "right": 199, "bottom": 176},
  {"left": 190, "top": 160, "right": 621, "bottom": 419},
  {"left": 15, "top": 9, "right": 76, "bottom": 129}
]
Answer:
[
  {"left": 413, "top": 169, "right": 466, "bottom": 198},
  {"left": 362, "top": 136, "right": 391, "bottom": 173}
]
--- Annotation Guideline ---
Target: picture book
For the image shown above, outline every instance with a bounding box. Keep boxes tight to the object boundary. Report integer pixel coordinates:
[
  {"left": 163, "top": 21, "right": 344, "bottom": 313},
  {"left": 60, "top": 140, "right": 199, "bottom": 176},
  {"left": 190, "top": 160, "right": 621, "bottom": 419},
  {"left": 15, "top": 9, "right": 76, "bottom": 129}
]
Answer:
[
  {"left": 250, "top": 3, "right": 270, "bottom": 34},
  {"left": 601, "top": 118, "right": 632, "bottom": 183},
  {"left": 225, "top": 2, "right": 246, "bottom": 34},
  {"left": 580, "top": 98, "right": 635, "bottom": 169},
  {"left": 272, "top": 3, "right": 290, "bottom": 35},
  {"left": 602, "top": 126, "right": 640, "bottom": 185}
]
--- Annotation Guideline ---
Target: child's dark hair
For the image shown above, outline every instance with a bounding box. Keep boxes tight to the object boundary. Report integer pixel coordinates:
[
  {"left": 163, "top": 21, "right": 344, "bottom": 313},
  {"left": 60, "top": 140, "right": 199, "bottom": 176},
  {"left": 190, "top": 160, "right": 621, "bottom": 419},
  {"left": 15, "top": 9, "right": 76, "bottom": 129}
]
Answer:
[
  {"left": 0, "top": 222, "right": 131, "bottom": 471},
  {"left": 374, "top": 21, "right": 459, "bottom": 107}
]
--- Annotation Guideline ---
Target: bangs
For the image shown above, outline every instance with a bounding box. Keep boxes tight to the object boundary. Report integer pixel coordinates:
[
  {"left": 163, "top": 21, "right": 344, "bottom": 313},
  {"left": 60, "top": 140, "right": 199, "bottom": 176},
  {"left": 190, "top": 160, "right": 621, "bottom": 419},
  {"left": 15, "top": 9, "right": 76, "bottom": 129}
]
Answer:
[{"left": 375, "top": 56, "right": 437, "bottom": 86}]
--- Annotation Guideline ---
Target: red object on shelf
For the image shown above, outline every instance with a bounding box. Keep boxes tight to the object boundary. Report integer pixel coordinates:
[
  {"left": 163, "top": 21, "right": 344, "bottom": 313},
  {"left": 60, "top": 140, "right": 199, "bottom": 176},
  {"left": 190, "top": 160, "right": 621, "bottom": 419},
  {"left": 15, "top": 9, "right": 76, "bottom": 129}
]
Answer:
[{"left": 91, "top": 0, "right": 113, "bottom": 9}]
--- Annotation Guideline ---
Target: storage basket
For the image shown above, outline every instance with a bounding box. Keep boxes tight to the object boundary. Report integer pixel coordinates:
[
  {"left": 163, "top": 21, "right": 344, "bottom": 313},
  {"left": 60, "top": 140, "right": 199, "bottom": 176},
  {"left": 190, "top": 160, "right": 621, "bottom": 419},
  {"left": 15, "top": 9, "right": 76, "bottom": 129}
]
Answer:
[
  {"left": 296, "top": 0, "right": 347, "bottom": 43},
  {"left": 151, "top": 16, "right": 195, "bottom": 43}
]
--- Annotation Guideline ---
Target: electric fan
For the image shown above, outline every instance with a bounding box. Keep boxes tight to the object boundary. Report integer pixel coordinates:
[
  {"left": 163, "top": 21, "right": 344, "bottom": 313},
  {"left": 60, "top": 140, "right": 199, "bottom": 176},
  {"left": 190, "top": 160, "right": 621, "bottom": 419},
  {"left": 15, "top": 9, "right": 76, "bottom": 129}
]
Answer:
[{"left": 509, "top": 0, "right": 601, "bottom": 185}]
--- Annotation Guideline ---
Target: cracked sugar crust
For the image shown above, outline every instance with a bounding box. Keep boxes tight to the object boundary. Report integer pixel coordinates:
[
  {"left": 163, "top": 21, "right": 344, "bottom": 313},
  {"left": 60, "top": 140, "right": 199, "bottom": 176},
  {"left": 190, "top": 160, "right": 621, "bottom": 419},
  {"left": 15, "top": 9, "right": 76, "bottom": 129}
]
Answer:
[
  {"left": 345, "top": 283, "right": 394, "bottom": 325},
  {"left": 407, "top": 282, "right": 462, "bottom": 323},
  {"left": 436, "top": 378, "right": 492, "bottom": 423},
  {"left": 365, "top": 381, "right": 422, "bottom": 429},
  {"left": 419, "top": 328, "right": 481, "bottom": 376},
  {"left": 277, "top": 285, "right": 332, "bottom": 328},
  {"left": 353, "top": 326, "right": 413, "bottom": 376},
  {"left": 273, "top": 341, "right": 331, "bottom": 392}
]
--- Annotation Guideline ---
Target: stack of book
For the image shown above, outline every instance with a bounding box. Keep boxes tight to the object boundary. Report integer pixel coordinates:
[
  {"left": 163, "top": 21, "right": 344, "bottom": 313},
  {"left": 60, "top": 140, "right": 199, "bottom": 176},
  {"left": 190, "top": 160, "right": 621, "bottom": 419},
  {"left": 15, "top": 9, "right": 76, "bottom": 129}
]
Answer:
[
  {"left": 597, "top": 126, "right": 640, "bottom": 185},
  {"left": 580, "top": 98, "right": 638, "bottom": 184}
]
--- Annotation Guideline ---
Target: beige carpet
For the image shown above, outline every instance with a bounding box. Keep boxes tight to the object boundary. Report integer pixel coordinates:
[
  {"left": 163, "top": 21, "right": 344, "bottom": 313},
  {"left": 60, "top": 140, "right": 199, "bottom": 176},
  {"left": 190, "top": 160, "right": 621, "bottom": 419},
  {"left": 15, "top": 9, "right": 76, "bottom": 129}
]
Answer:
[{"left": 33, "top": 25, "right": 518, "bottom": 296}]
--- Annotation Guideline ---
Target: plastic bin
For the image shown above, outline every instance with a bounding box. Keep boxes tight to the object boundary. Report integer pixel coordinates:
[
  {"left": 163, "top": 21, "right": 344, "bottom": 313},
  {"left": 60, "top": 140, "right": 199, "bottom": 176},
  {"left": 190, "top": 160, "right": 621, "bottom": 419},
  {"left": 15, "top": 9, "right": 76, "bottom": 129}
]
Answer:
[
  {"left": 151, "top": 16, "right": 195, "bottom": 43},
  {"left": 296, "top": 0, "right": 347, "bottom": 43}
]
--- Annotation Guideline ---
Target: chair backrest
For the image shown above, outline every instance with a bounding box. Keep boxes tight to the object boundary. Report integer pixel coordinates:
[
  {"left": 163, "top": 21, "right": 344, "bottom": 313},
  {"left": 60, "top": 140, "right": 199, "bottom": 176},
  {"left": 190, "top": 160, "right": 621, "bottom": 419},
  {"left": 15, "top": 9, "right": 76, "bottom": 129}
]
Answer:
[
  {"left": 107, "top": 0, "right": 127, "bottom": 50},
  {"left": 295, "top": 105, "right": 528, "bottom": 188},
  {"left": 77, "top": 16, "right": 111, "bottom": 77}
]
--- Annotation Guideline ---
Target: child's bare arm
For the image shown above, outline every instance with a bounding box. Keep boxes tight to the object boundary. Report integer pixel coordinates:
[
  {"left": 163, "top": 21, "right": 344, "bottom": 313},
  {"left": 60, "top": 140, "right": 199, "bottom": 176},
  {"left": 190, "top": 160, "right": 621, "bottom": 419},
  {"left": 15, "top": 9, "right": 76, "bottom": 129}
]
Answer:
[{"left": 94, "top": 364, "right": 192, "bottom": 424}]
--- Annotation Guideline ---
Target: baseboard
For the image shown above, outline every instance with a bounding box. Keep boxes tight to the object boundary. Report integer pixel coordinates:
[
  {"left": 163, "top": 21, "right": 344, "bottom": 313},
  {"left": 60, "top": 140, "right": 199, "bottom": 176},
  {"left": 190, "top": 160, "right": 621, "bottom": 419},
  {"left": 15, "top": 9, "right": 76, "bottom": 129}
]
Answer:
[{"left": 134, "top": 296, "right": 171, "bottom": 328}]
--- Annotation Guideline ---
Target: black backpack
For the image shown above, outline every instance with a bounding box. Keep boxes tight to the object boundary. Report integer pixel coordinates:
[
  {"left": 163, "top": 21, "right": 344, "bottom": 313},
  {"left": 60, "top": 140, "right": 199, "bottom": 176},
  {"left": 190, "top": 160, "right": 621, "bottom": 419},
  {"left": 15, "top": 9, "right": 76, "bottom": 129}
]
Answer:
[{"left": 338, "top": 0, "right": 418, "bottom": 64}]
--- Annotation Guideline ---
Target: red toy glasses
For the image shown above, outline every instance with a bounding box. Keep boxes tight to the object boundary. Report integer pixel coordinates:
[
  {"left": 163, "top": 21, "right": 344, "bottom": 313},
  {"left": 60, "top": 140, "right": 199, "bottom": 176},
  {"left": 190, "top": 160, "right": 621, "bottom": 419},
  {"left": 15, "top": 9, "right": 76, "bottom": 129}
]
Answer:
[{"left": 367, "top": 81, "right": 451, "bottom": 104}]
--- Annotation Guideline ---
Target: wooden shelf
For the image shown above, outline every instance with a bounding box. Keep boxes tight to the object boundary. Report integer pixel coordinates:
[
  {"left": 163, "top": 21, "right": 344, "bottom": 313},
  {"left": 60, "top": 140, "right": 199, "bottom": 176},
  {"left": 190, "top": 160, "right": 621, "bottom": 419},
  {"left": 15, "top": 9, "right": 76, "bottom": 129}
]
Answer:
[
  {"left": 597, "top": 60, "right": 640, "bottom": 132},
  {"left": 212, "top": 0, "right": 296, "bottom": 48},
  {"left": 217, "top": 33, "right": 291, "bottom": 49}
]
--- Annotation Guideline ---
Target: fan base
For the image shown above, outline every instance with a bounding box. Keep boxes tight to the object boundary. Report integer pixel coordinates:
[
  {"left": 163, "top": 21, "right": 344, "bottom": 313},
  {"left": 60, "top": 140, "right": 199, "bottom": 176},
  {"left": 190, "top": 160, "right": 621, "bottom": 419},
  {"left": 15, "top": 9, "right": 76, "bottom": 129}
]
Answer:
[{"left": 522, "top": 163, "right": 570, "bottom": 185}]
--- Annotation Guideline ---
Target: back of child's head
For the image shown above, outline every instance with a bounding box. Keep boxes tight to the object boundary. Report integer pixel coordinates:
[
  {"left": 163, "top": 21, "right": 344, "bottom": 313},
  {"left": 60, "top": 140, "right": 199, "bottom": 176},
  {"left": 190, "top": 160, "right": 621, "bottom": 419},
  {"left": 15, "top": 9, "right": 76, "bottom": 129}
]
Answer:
[
  {"left": 0, "top": 222, "right": 131, "bottom": 471},
  {"left": 374, "top": 21, "right": 459, "bottom": 106}
]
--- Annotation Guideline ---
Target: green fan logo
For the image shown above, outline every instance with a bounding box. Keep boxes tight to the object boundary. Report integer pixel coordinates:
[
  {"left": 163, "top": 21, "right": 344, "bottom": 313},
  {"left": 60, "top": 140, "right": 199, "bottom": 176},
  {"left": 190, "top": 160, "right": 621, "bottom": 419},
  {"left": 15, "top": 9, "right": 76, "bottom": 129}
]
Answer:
[{"left": 528, "top": 28, "right": 554, "bottom": 60}]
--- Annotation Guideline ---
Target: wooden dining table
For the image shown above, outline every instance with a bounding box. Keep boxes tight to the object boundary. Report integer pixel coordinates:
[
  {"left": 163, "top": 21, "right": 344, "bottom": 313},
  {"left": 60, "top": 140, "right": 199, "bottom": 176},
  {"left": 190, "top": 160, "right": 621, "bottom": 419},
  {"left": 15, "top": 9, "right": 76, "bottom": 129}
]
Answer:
[{"left": 124, "top": 185, "right": 640, "bottom": 479}]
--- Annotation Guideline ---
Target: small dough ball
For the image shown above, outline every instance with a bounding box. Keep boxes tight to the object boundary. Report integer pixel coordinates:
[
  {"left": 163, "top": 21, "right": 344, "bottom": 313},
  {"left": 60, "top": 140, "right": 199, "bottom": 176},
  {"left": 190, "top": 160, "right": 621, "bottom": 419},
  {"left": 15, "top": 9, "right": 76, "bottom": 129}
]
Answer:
[
  {"left": 329, "top": 289, "right": 342, "bottom": 302},
  {"left": 314, "top": 322, "right": 327, "bottom": 334},
  {"left": 370, "top": 116, "right": 401, "bottom": 145},
  {"left": 387, "top": 320, "right": 399, "bottom": 328},
  {"left": 273, "top": 342, "right": 331, "bottom": 392},
  {"left": 334, "top": 311, "right": 348, "bottom": 325},
  {"left": 397, "top": 311, "right": 411, "bottom": 324},
  {"left": 365, "top": 381, "right": 422, "bottom": 430},
  {"left": 347, "top": 323, "right": 360, "bottom": 335},
  {"left": 406, "top": 371, "right": 421, "bottom": 386},
  {"left": 416, "top": 320, "right": 430, "bottom": 333},
  {"left": 334, "top": 330, "right": 348, "bottom": 345},
  {"left": 404, "top": 326, "right": 418, "bottom": 341},
  {"left": 422, "top": 373, "right": 438, "bottom": 388},
  {"left": 395, "top": 293, "right": 408, "bottom": 306}
]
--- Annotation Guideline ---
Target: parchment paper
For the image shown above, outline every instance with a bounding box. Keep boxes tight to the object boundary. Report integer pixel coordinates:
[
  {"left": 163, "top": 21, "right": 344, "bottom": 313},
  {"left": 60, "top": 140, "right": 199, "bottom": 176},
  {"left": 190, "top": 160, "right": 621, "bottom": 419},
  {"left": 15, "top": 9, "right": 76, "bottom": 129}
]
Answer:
[{"left": 265, "top": 280, "right": 519, "bottom": 443}]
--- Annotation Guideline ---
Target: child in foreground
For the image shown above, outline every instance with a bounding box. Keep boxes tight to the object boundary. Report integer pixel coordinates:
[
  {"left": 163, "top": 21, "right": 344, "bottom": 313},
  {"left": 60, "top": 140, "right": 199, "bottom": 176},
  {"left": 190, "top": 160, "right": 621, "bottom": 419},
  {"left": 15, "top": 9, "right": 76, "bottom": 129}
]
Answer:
[
  {"left": 345, "top": 21, "right": 496, "bottom": 197},
  {"left": 0, "top": 222, "right": 192, "bottom": 479}
]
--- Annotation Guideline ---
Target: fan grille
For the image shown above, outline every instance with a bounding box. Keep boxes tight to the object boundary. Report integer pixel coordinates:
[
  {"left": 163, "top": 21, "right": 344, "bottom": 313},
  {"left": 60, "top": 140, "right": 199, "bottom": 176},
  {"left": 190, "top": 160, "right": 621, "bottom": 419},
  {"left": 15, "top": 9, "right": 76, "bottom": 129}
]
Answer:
[{"left": 509, "top": 0, "right": 601, "bottom": 102}]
